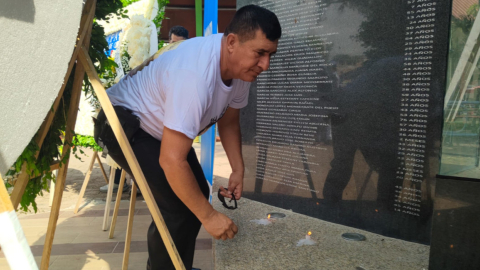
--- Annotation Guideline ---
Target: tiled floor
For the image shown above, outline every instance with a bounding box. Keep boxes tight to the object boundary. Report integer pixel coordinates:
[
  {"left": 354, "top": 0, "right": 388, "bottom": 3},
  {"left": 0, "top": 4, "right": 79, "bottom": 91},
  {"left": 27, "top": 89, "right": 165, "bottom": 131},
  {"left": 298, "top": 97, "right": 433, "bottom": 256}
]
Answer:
[
  {"left": 0, "top": 200, "right": 214, "bottom": 270},
  {"left": 0, "top": 142, "right": 231, "bottom": 270}
]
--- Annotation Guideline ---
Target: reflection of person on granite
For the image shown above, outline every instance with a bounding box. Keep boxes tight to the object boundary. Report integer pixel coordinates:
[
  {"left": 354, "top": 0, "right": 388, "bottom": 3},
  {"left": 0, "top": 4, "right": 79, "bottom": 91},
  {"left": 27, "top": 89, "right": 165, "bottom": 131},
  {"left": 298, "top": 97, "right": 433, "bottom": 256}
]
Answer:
[{"left": 322, "top": 57, "right": 404, "bottom": 206}]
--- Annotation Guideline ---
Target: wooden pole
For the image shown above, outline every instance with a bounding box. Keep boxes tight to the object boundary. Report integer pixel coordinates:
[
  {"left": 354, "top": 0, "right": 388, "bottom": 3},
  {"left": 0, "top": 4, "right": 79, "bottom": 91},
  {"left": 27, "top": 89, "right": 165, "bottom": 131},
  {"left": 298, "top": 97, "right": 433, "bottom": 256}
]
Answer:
[
  {"left": 48, "top": 170, "right": 58, "bottom": 207},
  {"left": 78, "top": 46, "right": 186, "bottom": 270},
  {"left": 122, "top": 184, "right": 137, "bottom": 270},
  {"left": 109, "top": 169, "right": 126, "bottom": 238},
  {"left": 40, "top": 60, "right": 87, "bottom": 270},
  {"left": 102, "top": 166, "right": 116, "bottom": 231},
  {"left": 73, "top": 152, "right": 97, "bottom": 214},
  {"left": 40, "top": 2, "right": 96, "bottom": 268},
  {"left": 96, "top": 152, "right": 109, "bottom": 184}
]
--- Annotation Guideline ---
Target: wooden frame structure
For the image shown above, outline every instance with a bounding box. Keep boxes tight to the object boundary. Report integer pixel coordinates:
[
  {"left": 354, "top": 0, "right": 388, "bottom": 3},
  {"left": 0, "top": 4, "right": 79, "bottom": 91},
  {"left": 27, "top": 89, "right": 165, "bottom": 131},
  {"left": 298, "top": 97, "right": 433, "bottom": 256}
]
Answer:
[
  {"left": 73, "top": 156, "right": 137, "bottom": 270},
  {"left": 7, "top": 1, "right": 186, "bottom": 269},
  {"left": 73, "top": 150, "right": 109, "bottom": 214}
]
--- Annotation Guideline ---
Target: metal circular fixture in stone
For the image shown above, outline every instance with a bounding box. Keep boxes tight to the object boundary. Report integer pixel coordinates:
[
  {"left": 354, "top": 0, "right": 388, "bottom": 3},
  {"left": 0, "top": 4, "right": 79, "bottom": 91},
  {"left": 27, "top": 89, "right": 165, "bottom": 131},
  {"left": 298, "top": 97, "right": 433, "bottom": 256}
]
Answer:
[
  {"left": 342, "top": 233, "right": 366, "bottom": 241},
  {"left": 266, "top": 212, "right": 286, "bottom": 219}
]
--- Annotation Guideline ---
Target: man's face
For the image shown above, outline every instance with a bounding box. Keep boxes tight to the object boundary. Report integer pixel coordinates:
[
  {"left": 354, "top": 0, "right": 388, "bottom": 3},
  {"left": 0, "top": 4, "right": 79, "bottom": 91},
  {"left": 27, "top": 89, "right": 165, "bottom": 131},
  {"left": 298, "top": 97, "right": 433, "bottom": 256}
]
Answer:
[
  {"left": 169, "top": 33, "right": 186, "bottom": 43},
  {"left": 229, "top": 30, "right": 278, "bottom": 82}
]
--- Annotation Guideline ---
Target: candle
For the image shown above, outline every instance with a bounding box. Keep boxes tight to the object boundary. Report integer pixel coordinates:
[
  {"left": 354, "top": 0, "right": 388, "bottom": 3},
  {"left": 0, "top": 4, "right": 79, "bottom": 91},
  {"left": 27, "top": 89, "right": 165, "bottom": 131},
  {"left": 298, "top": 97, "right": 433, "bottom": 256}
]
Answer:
[
  {"left": 251, "top": 214, "right": 274, "bottom": 226},
  {"left": 297, "top": 231, "right": 316, "bottom": 246}
]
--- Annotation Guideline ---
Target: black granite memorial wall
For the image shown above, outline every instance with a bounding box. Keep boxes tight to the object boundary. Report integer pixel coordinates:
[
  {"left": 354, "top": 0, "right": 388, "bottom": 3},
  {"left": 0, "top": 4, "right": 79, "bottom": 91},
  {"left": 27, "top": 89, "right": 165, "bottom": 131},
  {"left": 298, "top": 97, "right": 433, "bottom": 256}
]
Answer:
[{"left": 238, "top": 0, "right": 452, "bottom": 244}]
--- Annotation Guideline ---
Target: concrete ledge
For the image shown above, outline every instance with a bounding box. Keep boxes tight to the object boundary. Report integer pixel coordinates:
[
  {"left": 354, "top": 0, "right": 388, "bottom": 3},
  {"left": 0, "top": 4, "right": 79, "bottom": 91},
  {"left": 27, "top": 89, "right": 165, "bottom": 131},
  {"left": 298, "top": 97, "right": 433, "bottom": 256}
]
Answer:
[{"left": 214, "top": 195, "right": 429, "bottom": 270}]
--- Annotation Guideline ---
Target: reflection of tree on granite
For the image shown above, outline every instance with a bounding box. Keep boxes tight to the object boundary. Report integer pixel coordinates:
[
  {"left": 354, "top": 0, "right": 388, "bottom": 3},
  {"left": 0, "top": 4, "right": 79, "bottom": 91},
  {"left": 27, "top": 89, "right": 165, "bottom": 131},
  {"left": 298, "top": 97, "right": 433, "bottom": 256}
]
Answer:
[
  {"left": 328, "top": 0, "right": 407, "bottom": 64},
  {"left": 323, "top": 56, "right": 403, "bottom": 206},
  {"left": 321, "top": 0, "right": 406, "bottom": 205}
]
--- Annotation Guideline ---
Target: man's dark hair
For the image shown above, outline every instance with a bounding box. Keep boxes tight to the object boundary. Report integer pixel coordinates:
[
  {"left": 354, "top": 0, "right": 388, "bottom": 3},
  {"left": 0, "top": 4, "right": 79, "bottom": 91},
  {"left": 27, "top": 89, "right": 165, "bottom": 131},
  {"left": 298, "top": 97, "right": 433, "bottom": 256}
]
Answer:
[
  {"left": 169, "top": 25, "right": 189, "bottom": 40},
  {"left": 224, "top": 5, "right": 281, "bottom": 42}
]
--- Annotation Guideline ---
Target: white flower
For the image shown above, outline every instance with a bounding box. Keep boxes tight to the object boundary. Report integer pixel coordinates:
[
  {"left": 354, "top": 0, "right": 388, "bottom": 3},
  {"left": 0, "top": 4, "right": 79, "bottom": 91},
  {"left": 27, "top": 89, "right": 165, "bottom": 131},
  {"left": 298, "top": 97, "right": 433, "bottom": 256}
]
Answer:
[
  {"left": 131, "top": 15, "right": 150, "bottom": 28},
  {"left": 137, "top": 36, "right": 150, "bottom": 51},
  {"left": 100, "top": 78, "right": 108, "bottom": 87},
  {"left": 145, "top": 0, "right": 156, "bottom": 19},
  {"left": 127, "top": 43, "right": 137, "bottom": 56},
  {"left": 129, "top": 47, "right": 149, "bottom": 69}
]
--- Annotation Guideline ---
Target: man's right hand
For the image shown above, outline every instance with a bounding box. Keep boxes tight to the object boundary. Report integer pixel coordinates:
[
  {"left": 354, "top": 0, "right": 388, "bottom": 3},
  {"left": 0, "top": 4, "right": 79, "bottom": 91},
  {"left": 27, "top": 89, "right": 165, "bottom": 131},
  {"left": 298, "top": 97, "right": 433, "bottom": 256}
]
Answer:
[
  {"left": 201, "top": 210, "right": 238, "bottom": 240},
  {"left": 160, "top": 128, "right": 238, "bottom": 241}
]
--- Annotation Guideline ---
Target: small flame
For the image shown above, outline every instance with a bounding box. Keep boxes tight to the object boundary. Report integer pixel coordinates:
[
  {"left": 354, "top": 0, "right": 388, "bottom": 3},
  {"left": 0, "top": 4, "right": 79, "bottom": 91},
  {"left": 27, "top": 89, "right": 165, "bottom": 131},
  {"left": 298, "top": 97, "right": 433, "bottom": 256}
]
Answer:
[
  {"left": 267, "top": 214, "right": 271, "bottom": 219},
  {"left": 308, "top": 231, "right": 312, "bottom": 236}
]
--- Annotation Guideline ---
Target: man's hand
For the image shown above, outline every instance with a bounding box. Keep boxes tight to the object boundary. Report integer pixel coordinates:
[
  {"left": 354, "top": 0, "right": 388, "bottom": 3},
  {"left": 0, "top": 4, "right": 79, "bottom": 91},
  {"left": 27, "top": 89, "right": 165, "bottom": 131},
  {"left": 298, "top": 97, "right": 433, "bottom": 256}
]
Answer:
[
  {"left": 201, "top": 210, "right": 238, "bottom": 240},
  {"left": 219, "top": 171, "right": 243, "bottom": 200}
]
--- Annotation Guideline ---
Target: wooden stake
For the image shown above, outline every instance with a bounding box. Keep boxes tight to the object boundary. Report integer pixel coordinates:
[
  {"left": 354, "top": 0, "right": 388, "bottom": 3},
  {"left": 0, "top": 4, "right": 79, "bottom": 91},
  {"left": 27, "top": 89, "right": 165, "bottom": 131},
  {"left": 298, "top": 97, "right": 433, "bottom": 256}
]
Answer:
[
  {"left": 109, "top": 169, "right": 126, "bottom": 238},
  {"left": 40, "top": 2, "right": 96, "bottom": 268},
  {"left": 78, "top": 46, "right": 186, "bottom": 269},
  {"left": 102, "top": 166, "right": 116, "bottom": 231},
  {"left": 73, "top": 152, "right": 97, "bottom": 214},
  {"left": 96, "top": 152, "right": 109, "bottom": 184},
  {"left": 122, "top": 184, "right": 137, "bottom": 270},
  {"left": 49, "top": 170, "right": 58, "bottom": 207},
  {"left": 40, "top": 61, "right": 86, "bottom": 270}
]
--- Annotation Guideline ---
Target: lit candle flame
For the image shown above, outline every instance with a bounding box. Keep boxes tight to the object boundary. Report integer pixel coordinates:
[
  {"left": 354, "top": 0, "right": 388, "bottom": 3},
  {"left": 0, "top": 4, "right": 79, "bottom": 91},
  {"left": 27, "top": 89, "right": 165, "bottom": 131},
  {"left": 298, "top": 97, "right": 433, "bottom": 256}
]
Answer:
[
  {"left": 267, "top": 214, "right": 271, "bottom": 219},
  {"left": 308, "top": 231, "right": 312, "bottom": 236}
]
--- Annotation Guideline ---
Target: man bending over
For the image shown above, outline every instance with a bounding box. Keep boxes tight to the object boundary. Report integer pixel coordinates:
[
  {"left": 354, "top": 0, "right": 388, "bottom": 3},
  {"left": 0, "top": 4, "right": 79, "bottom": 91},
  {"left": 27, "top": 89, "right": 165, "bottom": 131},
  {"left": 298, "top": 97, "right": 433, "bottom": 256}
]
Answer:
[{"left": 94, "top": 5, "right": 281, "bottom": 270}]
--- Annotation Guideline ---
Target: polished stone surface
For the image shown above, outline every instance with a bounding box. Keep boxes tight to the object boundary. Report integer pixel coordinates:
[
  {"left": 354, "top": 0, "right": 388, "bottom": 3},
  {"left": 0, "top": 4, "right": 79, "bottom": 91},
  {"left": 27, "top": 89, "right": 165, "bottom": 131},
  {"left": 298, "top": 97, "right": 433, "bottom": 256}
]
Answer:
[
  {"left": 428, "top": 177, "right": 480, "bottom": 270},
  {"left": 239, "top": 0, "right": 451, "bottom": 244}
]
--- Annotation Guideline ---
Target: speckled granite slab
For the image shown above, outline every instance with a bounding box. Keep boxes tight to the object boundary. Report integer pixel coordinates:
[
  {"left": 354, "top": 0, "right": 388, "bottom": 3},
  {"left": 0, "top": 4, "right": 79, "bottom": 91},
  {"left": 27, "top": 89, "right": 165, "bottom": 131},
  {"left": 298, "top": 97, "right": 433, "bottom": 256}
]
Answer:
[{"left": 213, "top": 195, "right": 429, "bottom": 270}]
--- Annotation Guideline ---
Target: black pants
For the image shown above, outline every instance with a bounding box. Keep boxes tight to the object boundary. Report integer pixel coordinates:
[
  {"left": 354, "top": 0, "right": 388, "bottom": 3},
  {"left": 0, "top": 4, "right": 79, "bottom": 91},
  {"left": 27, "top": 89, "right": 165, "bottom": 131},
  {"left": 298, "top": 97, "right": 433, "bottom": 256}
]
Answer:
[
  {"left": 113, "top": 168, "right": 122, "bottom": 184},
  {"left": 95, "top": 110, "right": 209, "bottom": 270}
]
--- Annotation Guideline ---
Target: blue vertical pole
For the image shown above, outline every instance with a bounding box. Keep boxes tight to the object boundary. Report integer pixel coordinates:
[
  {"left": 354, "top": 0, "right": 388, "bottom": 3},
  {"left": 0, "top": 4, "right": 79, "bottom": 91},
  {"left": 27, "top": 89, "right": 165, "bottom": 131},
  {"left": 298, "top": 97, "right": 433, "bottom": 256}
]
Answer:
[{"left": 201, "top": 0, "right": 218, "bottom": 202}]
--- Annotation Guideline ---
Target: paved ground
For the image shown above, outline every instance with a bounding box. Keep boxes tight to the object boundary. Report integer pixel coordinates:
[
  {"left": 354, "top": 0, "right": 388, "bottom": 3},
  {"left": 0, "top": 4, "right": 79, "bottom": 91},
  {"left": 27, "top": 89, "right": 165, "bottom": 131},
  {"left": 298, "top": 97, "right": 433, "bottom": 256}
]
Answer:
[{"left": 1, "top": 142, "right": 231, "bottom": 270}]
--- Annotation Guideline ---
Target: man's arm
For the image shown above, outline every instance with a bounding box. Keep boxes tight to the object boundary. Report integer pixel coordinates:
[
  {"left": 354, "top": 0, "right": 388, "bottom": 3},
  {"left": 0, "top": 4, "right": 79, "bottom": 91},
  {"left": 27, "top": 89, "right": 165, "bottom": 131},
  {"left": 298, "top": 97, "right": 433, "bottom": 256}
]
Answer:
[
  {"left": 217, "top": 107, "right": 244, "bottom": 200},
  {"left": 160, "top": 127, "right": 238, "bottom": 240}
]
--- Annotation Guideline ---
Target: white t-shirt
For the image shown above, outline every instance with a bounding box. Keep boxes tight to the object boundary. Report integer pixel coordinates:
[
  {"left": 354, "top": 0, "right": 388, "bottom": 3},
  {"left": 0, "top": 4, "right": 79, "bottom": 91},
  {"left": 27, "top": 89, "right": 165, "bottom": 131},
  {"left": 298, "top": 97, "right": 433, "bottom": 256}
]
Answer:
[{"left": 107, "top": 33, "right": 251, "bottom": 140}]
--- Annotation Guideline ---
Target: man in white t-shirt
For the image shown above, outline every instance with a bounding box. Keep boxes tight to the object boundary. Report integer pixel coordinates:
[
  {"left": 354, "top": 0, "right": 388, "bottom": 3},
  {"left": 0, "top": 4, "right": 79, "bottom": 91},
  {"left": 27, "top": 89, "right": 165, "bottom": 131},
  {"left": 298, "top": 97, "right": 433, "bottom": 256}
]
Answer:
[{"left": 94, "top": 5, "right": 281, "bottom": 270}]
